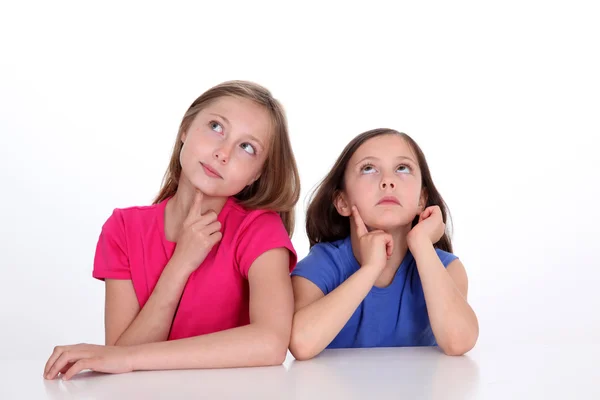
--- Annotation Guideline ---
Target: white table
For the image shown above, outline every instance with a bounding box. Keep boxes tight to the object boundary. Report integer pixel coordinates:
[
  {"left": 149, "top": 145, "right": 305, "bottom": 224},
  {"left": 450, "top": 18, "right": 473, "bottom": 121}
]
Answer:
[{"left": 2, "top": 345, "right": 599, "bottom": 399}]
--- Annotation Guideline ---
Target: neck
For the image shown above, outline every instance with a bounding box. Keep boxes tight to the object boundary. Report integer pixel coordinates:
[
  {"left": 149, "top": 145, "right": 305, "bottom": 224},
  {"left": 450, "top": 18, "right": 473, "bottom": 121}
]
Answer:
[{"left": 164, "top": 177, "right": 228, "bottom": 242}]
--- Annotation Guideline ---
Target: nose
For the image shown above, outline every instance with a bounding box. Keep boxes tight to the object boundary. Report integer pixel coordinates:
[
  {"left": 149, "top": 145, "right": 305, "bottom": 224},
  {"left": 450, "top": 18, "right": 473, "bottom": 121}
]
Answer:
[
  {"left": 213, "top": 145, "right": 231, "bottom": 164},
  {"left": 380, "top": 177, "right": 395, "bottom": 190}
]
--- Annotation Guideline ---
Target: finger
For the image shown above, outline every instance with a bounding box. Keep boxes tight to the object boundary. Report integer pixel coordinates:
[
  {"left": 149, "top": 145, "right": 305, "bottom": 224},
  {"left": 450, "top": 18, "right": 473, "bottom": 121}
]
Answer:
[
  {"left": 189, "top": 190, "right": 204, "bottom": 219},
  {"left": 202, "top": 221, "right": 222, "bottom": 235},
  {"left": 44, "top": 345, "right": 75, "bottom": 378},
  {"left": 200, "top": 210, "right": 218, "bottom": 224},
  {"left": 385, "top": 234, "right": 394, "bottom": 258},
  {"left": 190, "top": 212, "right": 217, "bottom": 233},
  {"left": 44, "top": 346, "right": 64, "bottom": 377},
  {"left": 47, "top": 351, "right": 76, "bottom": 380},
  {"left": 47, "top": 351, "right": 86, "bottom": 380},
  {"left": 59, "top": 362, "right": 75, "bottom": 375},
  {"left": 209, "top": 231, "right": 223, "bottom": 246},
  {"left": 351, "top": 206, "right": 368, "bottom": 237},
  {"left": 421, "top": 208, "right": 433, "bottom": 220},
  {"left": 62, "top": 359, "right": 90, "bottom": 381}
]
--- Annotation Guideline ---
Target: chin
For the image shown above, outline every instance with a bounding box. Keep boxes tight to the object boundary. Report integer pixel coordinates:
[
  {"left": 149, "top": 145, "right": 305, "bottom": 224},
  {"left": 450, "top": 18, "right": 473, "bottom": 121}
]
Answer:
[
  {"left": 186, "top": 171, "right": 247, "bottom": 198},
  {"left": 367, "top": 216, "right": 414, "bottom": 232},
  {"left": 186, "top": 179, "right": 221, "bottom": 197}
]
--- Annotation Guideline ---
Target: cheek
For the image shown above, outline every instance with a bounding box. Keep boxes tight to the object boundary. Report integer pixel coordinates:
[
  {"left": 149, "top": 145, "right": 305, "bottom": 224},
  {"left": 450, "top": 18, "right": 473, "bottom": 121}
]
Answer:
[
  {"left": 231, "top": 153, "right": 263, "bottom": 181},
  {"left": 182, "top": 131, "right": 216, "bottom": 158},
  {"left": 403, "top": 179, "right": 422, "bottom": 205},
  {"left": 345, "top": 182, "right": 372, "bottom": 206}
]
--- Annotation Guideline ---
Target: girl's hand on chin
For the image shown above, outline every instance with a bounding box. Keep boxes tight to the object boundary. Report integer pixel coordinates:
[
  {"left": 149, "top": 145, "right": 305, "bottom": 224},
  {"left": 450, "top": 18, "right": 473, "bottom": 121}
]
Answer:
[{"left": 407, "top": 206, "right": 445, "bottom": 247}]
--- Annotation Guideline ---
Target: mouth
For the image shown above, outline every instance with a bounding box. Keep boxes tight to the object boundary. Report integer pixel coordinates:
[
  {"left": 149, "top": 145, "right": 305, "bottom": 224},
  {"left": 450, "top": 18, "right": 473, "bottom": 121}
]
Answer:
[
  {"left": 377, "top": 196, "right": 400, "bottom": 206},
  {"left": 200, "top": 162, "right": 223, "bottom": 179}
]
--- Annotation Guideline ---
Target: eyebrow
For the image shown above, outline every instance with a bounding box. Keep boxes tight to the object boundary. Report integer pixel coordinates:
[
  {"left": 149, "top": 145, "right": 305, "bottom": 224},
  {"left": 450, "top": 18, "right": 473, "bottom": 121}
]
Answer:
[
  {"left": 209, "top": 113, "right": 265, "bottom": 150},
  {"left": 355, "top": 155, "right": 417, "bottom": 166}
]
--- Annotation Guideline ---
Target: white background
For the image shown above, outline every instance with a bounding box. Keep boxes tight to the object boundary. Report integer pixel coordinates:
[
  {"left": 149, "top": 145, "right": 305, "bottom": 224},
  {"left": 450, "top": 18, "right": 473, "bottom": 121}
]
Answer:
[{"left": 1, "top": 0, "right": 599, "bottom": 364}]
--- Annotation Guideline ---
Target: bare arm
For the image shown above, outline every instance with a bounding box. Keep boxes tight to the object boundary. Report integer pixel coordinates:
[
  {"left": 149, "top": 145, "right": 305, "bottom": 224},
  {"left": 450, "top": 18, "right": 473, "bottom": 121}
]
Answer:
[
  {"left": 44, "top": 248, "right": 295, "bottom": 379},
  {"left": 125, "top": 247, "right": 294, "bottom": 369},
  {"left": 289, "top": 265, "right": 381, "bottom": 361},
  {"left": 105, "top": 261, "right": 191, "bottom": 346},
  {"left": 107, "top": 190, "right": 221, "bottom": 346},
  {"left": 410, "top": 239, "right": 479, "bottom": 355},
  {"left": 45, "top": 247, "right": 295, "bottom": 379},
  {"left": 289, "top": 206, "right": 395, "bottom": 361}
]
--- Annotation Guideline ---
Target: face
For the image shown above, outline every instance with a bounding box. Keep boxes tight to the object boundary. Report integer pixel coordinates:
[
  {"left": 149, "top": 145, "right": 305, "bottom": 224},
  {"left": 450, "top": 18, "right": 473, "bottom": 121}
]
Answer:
[
  {"left": 336, "top": 134, "right": 425, "bottom": 231},
  {"left": 179, "top": 96, "right": 272, "bottom": 197}
]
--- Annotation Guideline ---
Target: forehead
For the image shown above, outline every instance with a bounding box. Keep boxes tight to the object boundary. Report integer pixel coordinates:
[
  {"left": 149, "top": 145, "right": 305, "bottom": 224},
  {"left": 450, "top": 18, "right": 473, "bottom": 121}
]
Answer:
[
  {"left": 350, "top": 134, "right": 418, "bottom": 163},
  {"left": 198, "top": 96, "right": 273, "bottom": 141}
]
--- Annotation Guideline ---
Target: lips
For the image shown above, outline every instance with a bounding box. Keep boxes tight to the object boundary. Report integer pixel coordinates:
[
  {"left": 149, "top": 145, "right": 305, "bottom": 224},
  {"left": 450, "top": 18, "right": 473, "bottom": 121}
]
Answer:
[
  {"left": 200, "top": 162, "right": 223, "bottom": 179},
  {"left": 377, "top": 196, "right": 400, "bottom": 205}
]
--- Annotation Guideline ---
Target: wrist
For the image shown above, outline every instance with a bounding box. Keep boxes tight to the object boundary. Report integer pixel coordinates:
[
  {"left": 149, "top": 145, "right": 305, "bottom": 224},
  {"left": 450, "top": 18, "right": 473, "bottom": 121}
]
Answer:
[
  {"left": 123, "top": 344, "right": 141, "bottom": 372},
  {"left": 155, "top": 261, "right": 193, "bottom": 305},
  {"left": 163, "top": 258, "right": 195, "bottom": 281},
  {"left": 407, "top": 234, "right": 433, "bottom": 253},
  {"left": 361, "top": 263, "right": 385, "bottom": 276}
]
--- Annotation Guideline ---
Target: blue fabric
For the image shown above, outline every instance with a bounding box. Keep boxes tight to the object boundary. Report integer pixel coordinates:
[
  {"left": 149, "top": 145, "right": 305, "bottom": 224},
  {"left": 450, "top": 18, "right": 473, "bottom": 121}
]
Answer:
[{"left": 291, "top": 236, "right": 458, "bottom": 348}]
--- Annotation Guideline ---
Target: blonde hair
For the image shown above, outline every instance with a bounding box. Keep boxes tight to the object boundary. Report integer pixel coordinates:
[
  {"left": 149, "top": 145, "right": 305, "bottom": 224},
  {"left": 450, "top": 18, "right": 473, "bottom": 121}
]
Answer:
[{"left": 154, "top": 80, "right": 300, "bottom": 236}]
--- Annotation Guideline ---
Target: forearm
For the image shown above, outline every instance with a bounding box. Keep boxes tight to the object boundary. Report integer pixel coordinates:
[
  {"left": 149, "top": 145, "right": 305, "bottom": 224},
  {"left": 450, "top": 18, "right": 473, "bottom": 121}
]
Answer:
[
  {"left": 410, "top": 240, "right": 479, "bottom": 355},
  {"left": 114, "top": 263, "right": 190, "bottom": 346},
  {"left": 290, "top": 266, "right": 381, "bottom": 360},
  {"left": 127, "top": 323, "right": 288, "bottom": 370}
]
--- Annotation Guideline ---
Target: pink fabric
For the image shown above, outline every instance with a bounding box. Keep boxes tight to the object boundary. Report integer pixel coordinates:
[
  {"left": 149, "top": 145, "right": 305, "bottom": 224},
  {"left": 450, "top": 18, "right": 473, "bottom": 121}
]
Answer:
[{"left": 93, "top": 197, "right": 296, "bottom": 340}]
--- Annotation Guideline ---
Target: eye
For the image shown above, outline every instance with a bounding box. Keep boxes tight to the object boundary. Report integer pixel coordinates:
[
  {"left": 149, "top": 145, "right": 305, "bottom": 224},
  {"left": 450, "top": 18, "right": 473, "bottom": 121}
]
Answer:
[
  {"left": 360, "top": 163, "right": 377, "bottom": 174},
  {"left": 210, "top": 121, "right": 223, "bottom": 133},
  {"left": 240, "top": 142, "right": 256, "bottom": 155},
  {"left": 396, "top": 164, "right": 412, "bottom": 174}
]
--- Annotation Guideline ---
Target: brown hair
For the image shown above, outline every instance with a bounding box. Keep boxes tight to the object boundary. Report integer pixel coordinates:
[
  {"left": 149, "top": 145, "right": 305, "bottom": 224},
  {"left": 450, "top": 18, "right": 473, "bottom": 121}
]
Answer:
[
  {"left": 306, "top": 128, "right": 453, "bottom": 252},
  {"left": 154, "top": 80, "right": 300, "bottom": 236}
]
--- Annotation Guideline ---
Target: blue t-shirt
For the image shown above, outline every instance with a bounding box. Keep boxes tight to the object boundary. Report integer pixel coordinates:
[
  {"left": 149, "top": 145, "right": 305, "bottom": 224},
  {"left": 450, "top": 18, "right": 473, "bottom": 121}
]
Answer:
[{"left": 291, "top": 236, "right": 458, "bottom": 348}]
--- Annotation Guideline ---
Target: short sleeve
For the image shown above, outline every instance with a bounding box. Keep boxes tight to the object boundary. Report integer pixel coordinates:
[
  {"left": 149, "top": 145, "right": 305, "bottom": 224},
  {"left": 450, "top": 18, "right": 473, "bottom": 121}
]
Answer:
[
  {"left": 235, "top": 211, "right": 297, "bottom": 279},
  {"left": 435, "top": 248, "right": 458, "bottom": 268},
  {"left": 291, "top": 243, "right": 343, "bottom": 295},
  {"left": 92, "top": 209, "right": 131, "bottom": 280}
]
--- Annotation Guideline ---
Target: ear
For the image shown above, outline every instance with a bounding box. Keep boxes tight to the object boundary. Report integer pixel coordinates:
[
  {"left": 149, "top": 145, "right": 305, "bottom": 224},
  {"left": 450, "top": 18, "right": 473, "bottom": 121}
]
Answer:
[
  {"left": 334, "top": 191, "right": 352, "bottom": 217},
  {"left": 418, "top": 189, "right": 428, "bottom": 212},
  {"left": 247, "top": 172, "right": 261, "bottom": 186}
]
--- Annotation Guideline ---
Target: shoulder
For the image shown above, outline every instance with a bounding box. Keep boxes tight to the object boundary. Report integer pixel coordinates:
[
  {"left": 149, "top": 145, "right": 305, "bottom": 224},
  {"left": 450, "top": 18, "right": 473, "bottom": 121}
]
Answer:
[
  {"left": 105, "top": 202, "right": 161, "bottom": 223},
  {"left": 225, "top": 199, "right": 296, "bottom": 276},
  {"left": 296, "top": 239, "right": 348, "bottom": 269},
  {"left": 93, "top": 202, "right": 163, "bottom": 280},
  {"left": 435, "top": 249, "right": 468, "bottom": 296},
  {"left": 434, "top": 248, "right": 459, "bottom": 268},
  {"left": 99, "top": 201, "right": 164, "bottom": 239},
  {"left": 291, "top": 237, "right": 353, "bottom": 294},
  {"left": 225, "top": 198, "right": 289, "bottom": 239}
]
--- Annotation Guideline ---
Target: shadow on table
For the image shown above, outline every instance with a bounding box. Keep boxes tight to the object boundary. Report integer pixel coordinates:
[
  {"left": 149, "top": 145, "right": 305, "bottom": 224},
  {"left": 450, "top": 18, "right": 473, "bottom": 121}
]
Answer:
[
  {"left": 42, "top": 364, "right": 292, "bottom": 399},
  {"left": 287, "top": 346, "right": 481, "bottom": 400}
]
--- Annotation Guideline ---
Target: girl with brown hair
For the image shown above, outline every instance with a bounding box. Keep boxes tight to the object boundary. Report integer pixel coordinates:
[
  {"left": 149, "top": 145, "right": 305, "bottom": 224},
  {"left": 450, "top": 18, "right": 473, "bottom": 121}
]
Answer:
[
  {"left": 44, "top": 80, "right": 301, "bottom": 379},
  {"left": 289, "top": 129, "right": 478, "bottom": 360}
]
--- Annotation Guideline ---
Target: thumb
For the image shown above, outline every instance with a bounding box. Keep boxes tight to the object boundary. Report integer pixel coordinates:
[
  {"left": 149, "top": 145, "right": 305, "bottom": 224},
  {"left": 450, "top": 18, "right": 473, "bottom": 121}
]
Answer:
[{"left": 385, "top": 235, "right": 394, "bottom": 258}]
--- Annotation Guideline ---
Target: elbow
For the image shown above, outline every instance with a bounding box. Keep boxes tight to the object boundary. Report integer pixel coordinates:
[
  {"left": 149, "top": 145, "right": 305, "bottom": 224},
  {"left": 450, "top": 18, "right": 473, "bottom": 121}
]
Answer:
[
  {"left": 269, "top": 341, "right": 289, "bottom": 366},
  {"left": 439, "top": 341, "right": 473, "bottom": 356},
  {"left": 288, "top": 328, "right": 319, "bottom": 361},
  {"left": 262, "top": 332, "right": 290, "bottom": 366},
  {"left": 438, "top": 326, "right": 479, "bottom": 356}
]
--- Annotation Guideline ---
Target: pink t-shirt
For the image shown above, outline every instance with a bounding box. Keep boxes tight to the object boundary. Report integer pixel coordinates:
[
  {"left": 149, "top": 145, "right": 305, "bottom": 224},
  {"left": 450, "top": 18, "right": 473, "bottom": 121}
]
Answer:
[{"left": 92, "top": 196, "right": 297, "bottom": 340}]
